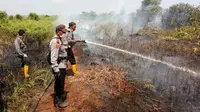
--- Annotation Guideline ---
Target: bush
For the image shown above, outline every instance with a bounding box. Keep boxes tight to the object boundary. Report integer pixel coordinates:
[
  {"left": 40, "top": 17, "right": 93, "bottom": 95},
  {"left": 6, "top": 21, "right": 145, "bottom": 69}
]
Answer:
[
  {"left": 79, "top": 11, "right": 97, "bottom": 20},
  {"left": 161, "top": 3, "right": 200, "bottom": 28},
  {"left": 0, "top": 11, "right": 7, "bottom": 19},
  {"left": 28, "top": 13, "right": 39, "bottom": 21},
  {"left": 9, "top": 16, "right": 14, "bottom": 20},
  {"left": 15, "top": 14, "right": 23, "bottom": 20},
  {"left": 45, "top": 15, "right": 50, "bottom": 17},
  {"left": 134, "top": 0, "right": 162, "bottom": 29}
]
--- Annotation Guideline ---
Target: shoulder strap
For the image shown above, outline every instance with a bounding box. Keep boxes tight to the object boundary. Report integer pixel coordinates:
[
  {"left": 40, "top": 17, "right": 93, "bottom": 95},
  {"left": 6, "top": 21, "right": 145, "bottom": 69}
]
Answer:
[{"left": 53, "top": 36, "right": 63, "bottom": 45}]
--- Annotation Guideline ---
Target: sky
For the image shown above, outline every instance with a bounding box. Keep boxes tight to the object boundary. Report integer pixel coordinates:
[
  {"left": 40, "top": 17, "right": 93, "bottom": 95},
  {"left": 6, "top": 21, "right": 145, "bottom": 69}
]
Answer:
[{"left": 0, "top": 0, "right": 199, "bottom": 15}]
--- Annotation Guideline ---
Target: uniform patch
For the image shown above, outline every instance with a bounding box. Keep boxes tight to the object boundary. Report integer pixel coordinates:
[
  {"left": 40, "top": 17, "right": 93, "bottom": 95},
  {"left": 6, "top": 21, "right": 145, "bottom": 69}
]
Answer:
[{"left": 56, "top": 44, "right": 60, "bottom": 48}]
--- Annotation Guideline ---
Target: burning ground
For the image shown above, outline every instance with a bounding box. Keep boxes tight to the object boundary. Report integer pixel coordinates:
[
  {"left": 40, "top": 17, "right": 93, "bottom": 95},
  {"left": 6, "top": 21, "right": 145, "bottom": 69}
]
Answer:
[{"left": 35, "top": 45, "right": 171, "bottom": 112}]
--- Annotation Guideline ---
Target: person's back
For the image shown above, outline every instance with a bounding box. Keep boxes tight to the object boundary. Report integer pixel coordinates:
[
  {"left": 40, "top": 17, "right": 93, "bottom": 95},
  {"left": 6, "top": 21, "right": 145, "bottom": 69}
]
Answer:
[
  {"left": 14, "top": 35, "right": 26, "bottom": 57},
  {"left": 14, "top": 29, "right": 29, "bottom": 78}
]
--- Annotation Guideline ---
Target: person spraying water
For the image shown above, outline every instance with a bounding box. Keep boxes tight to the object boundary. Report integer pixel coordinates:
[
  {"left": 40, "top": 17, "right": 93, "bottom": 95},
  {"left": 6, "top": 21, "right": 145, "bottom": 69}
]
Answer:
[{"left": 62, "top": 22, "right": 85, "bottom": 76}]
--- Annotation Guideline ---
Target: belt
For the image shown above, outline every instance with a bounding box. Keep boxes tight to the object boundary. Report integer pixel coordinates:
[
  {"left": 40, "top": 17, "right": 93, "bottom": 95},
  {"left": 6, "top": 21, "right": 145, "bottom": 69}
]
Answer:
[
  {"left": 58, "top": 57, "right": 67, "bottom": 60},
  {"left": 57, "top": 57, "right": 67, "bottom": 64}
]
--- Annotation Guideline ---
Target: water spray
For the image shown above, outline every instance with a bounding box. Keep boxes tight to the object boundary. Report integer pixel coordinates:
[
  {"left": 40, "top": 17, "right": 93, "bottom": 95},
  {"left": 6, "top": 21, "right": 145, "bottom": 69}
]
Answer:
[{"left": 85, "top": 40, "right": 200, "bottom": 76}]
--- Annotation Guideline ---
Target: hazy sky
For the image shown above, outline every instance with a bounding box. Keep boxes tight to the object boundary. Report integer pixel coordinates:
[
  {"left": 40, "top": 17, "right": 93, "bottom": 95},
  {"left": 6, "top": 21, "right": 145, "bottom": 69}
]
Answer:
[{"left": 0, "top": 0, "right": 199, "bottom": 15}]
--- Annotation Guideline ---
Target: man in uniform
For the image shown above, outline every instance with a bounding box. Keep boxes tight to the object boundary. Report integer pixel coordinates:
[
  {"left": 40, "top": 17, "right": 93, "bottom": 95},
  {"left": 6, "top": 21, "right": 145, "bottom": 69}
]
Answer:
[
  {"left": 62, "top": 22, "right": 84, "bottom": 75},
  {"left": 49, "top": 24, "right": 68, "bottom": 108},
  {"left": 14, "top": 29, "right": 30, "bottom": 78}
]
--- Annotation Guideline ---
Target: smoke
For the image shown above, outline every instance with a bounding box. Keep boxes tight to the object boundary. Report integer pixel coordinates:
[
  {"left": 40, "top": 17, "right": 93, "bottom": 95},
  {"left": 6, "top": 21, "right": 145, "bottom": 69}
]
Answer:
[{"left": 54, "top": 0, "right": 163, "bottom": 42}]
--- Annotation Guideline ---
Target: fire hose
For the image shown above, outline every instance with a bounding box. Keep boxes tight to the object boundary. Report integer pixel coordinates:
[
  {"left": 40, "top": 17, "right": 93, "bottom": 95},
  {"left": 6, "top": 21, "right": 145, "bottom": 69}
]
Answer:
[{"left": 33, "top": 77, "right": 55, "bottom": 112}]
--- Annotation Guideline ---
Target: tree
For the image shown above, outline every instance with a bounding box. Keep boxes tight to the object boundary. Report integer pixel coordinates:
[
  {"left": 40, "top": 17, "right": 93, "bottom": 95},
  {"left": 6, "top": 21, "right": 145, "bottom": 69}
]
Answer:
[
  {"left": 140, "top": 0, "right": 162, "bottom": 22},
  {"left": 9, "top": 16, "right": 14, "bottom": 20},
  {"left": 0, "top": 11, "right": 7, "bottom": 19},
  {"left": 134, "top": 0, "right": 162, "bottom": 29},
  {"left": 28, "top": 13, "right": 39, "bottom": 21},
  {"left": 141, "top": 0, "right": 161, "bottom": 8},
  {"left": 79, "top": 11, "right": 97, "bottom": 20},
  {"left": 44, "top": 15, "right": 50, "bottom": 17},
  {"left": 162, "top": 3, "right": 199, "bottom": 28},
  {"left": 15, "top": 14, "right": 23, "bottom": 20}
]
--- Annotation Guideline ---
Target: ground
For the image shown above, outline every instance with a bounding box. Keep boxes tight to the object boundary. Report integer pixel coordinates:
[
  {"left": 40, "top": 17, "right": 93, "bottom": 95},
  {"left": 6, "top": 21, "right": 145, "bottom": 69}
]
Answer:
[{"left": 34, "top": 46, "right": 170, "bottom": 112}]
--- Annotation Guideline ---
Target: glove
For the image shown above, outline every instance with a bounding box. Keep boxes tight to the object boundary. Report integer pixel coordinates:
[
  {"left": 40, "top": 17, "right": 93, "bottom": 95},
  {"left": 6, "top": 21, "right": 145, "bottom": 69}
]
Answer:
[
  {"left": 81, "top": 40, "right": 86, "bottom": 43},
  {"left": 23, "top": 54, "right": 28, "bottom": 58}
]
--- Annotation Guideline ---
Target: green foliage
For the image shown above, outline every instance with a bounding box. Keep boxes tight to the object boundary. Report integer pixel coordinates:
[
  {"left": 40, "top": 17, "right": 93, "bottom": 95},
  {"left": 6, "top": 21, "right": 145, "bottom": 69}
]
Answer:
[
  {"left": 134, "top": 0, "right": 162, "bottom": 28},
  {"left": 15, "top": 14, "right": 23, "bottom": 20},
  {"left": 79, "top": 11, "right": 97, "bottom": 20},
  {"left": 141, "top": 0, "right": 161, "bottom": 8},
  {"left": 44, "top": 15, "right": 50, "bottom": 17},
  {"left": 4, "top": 67, "right": 52, "bottom": 112},
  {"left": 0, "top": 11, "right": 56, "bottom": 112},
  {"left": 9, "top": 16, "right": 14, "bottom": 20},
  {"left": 162, "top": 3, "right": 200, "bottom": 28},
  {"left": 190, "top": 6, "right": 200, "bottom": 26},
  {"left": 28, "top": 12, "right": 39, "bottom": 21},
  {"left": 0, "top": 16, "right": 56, "bottom": 47},
  {"left": 0, "top": 11, "right": 7, "bottom": 19},
  {"left": 170, "top": 25, "right": 200, "bottom": 40}
]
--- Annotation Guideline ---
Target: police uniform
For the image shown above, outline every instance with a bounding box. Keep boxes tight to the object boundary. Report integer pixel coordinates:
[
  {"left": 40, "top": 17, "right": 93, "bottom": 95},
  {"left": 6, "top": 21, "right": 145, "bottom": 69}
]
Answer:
[
  {"left": 63, "top": 28, "right": 76, "bottom": 65},
  {"left": 49, "top": 35, "right": 68, "bottom": 99},
  {"left": 14, "top": 36, "right": 27, "bottom": 67},
  {"left": 14, "top": 35, "right": 30, "bottom": 77}
]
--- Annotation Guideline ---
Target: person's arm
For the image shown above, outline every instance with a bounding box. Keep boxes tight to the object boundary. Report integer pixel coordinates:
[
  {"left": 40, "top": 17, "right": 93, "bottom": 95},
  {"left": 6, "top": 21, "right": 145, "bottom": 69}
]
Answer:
[
  {"left": 14, "top": 38, "right": 26, "bottom": 56},
  {"left": 50, "top": 39, "right": 60, "bottom": 73},
  {"left": 66, "top": 32, "right": 76, "bottom": 44},
  {"left": 67, "top": 33, "right": 85, "bottom": 43}
]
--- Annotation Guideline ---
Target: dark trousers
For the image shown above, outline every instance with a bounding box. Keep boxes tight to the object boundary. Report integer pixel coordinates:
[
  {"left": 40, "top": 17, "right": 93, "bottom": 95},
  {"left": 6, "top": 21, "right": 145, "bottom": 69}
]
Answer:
[
  {"left": 53, "top": 69, "right": 66, "bottom": 98},
  {"left": 17, "top": 55, "right": 30, "bottom": 67},
  {"left": 67, "top": 48, "right": 76, "bottom": 65}
]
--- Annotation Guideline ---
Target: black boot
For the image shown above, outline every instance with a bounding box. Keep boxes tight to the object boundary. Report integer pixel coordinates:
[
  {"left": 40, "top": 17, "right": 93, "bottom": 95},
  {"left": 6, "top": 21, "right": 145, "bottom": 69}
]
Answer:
[{"left": 57, "top": 99, "right": 68, "bottom": 108}]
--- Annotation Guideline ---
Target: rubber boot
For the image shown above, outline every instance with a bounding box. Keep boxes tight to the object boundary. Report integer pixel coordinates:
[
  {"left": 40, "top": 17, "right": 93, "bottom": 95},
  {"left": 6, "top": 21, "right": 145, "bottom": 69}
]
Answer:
[
  {"left": 72, "top": 64, "right": 79, "bottom": 75},
  {"left": 55, "top": 98, "right": 68, "bottom": 108},
  {"left": 58, "top": 100, "right": 68, "bottom": 108},
  {"left": 24, "top": 65, "right": 29, "bottom": 78}
]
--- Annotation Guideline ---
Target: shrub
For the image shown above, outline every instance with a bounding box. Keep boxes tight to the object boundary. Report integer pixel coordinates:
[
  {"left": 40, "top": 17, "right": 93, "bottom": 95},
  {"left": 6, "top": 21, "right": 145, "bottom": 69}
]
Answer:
[
  {"left": 0, "top": 11, "right": 7, "bottom": 19},
  {"left": 161, "top": 3, "right": 200, "bottom": 28},
  {"left": 9, "top": 16, "right": 14, "bottom": 20},
  {"left": 15, "top": 14, "right": 23, "bottom": 20},
  {"left": 28, "top": 13, "right": 39, "bottom": 21}
]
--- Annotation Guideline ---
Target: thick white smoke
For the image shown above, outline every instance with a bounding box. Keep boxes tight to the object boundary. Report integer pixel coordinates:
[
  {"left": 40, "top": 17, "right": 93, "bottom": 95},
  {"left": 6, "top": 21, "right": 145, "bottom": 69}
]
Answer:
[{"left": 54, "top": 0, "right": 163, "bottom": 42}]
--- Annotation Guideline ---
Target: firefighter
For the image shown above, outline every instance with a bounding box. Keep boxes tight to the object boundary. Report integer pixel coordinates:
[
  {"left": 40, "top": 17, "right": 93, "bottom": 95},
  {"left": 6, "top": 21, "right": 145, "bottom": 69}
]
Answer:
[
  {"left": 14, "top": 29, "right": 30, "bottom": 78},
  {"left": 62, "top": 22, "right": 84, "bottom": 75},
  {"left": 49, "top": 24, "right": 68, "bottom": 108}
]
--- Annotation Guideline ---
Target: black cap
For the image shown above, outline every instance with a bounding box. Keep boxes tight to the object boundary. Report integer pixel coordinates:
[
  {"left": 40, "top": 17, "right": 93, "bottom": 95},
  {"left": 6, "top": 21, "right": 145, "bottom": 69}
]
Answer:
[
  {"left": 56, "top": 24, "right": 67, "bottom": 32},
  {"left": 69, "top": 22, "right": 76, "bottom": 28}
]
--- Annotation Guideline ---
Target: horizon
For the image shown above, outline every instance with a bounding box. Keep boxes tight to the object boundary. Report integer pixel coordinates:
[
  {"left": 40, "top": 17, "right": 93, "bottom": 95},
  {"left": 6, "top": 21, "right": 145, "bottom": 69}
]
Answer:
[{"left": 0, "top": 0, "right": 199, "bottom": 16}]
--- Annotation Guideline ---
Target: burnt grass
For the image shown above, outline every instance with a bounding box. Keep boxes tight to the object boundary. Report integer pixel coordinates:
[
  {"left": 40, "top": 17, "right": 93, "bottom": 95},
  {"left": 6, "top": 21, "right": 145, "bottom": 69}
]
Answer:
[
  {"left": 36, "top": 45, "right": 171, "bottom": 112},
  {"left": 0, "top": 32, "right": 200, "bottom": 112},
  {"left": 100, "top": 33, "right": 200, "bottom": 71}
]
